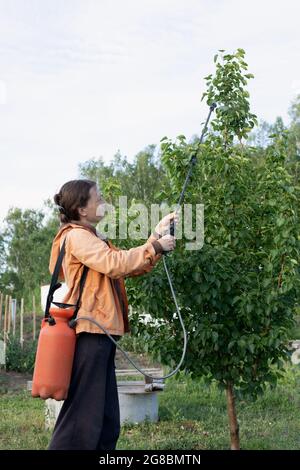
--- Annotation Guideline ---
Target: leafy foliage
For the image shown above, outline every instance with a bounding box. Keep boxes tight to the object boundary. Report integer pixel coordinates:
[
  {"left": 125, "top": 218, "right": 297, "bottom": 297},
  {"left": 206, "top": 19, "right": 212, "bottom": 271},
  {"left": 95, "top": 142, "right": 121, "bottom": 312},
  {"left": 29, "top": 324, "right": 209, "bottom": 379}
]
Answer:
[
  {"left": 0, "top": 208, "right": 58, "bottom": 309},
  {"left": 5, "top": 335, "right": 38, "bottom": 373},
  {"left": 126, "top": 50, "right": 300, "bottom": 402},
  {"left": 202, "top": 49, "right": 258, "bottom": 145}
]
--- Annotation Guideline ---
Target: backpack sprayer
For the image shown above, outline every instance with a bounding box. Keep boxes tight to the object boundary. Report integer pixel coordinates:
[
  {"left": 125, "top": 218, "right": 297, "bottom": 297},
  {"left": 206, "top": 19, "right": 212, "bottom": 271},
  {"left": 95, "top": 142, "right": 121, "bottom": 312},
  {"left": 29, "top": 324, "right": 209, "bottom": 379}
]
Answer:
[{"left": 31, "top": 103, "right": 216, "bottom": 400}]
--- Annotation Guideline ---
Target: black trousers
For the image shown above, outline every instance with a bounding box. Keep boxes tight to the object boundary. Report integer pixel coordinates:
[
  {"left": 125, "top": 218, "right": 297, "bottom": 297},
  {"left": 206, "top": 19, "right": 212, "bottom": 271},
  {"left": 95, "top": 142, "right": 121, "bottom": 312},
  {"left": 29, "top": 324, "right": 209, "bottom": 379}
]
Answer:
[{"left": 48, "top": 332, "right": 121, "bottom": 450}]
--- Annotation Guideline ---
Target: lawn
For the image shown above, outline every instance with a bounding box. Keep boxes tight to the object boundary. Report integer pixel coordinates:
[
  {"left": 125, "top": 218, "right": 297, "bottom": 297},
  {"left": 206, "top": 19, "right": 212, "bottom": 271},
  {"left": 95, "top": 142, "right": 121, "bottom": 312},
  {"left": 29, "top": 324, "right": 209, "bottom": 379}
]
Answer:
[{"left": 1, "top": 364, "right": 300, "bottom": 450}]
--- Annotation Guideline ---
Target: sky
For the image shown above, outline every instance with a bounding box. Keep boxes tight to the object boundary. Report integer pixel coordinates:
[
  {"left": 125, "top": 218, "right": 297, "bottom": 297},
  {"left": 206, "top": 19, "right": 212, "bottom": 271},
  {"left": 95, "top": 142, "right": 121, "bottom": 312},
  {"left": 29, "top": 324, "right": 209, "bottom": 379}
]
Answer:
[{"left": 0, "top": 0, "right": 299, "bottom": 225}]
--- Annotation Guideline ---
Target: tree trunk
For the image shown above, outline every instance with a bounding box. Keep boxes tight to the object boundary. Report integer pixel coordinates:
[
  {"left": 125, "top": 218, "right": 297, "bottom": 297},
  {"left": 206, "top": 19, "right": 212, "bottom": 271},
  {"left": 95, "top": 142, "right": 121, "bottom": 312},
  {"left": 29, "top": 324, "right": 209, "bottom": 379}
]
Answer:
[{"left": 226, "top": 381, "right": 240, "bottom": 450}]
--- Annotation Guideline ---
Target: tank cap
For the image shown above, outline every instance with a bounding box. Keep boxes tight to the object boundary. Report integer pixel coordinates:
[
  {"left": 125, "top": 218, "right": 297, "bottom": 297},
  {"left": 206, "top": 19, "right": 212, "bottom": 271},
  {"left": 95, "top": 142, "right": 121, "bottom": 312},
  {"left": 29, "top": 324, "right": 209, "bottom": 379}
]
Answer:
[{"left": 47, "top": 316, "right": 56, "bottom": 326}]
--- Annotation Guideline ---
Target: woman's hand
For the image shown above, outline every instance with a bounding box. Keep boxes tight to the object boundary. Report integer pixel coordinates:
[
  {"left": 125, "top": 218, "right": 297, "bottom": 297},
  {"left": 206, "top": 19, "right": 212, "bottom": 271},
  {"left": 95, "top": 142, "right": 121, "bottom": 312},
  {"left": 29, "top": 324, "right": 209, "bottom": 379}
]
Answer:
[
  {"left": 155, "top": 211, "right": 179, "bottom": 237},
  {"left": 156, "top": 234, "right": 176, "bottom": 252}
]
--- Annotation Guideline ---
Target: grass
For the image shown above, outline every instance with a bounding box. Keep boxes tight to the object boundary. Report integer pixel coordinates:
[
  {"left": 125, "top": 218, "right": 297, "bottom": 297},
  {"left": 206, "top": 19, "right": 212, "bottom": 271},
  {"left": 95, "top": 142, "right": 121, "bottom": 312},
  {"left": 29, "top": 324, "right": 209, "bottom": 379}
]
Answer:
[{"left": 1, "top": 364, "right": 300, "bottom": 450}]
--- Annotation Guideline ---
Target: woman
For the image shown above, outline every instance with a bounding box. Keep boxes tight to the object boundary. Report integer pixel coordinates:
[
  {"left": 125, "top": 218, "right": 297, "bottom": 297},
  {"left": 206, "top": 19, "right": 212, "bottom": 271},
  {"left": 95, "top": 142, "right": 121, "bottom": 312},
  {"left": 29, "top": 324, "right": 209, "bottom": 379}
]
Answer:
[{"left": 48, "top": 179, "right": 177, "bottom": 450}]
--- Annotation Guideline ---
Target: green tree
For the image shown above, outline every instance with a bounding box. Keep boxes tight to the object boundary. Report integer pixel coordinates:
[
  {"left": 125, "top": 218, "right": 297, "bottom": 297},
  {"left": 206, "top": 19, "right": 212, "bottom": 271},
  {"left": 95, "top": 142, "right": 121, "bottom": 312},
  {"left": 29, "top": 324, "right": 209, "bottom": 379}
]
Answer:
[
  {"left": 125, "top": 50, "right": 300, "bottom": 449},
  {"left": 202, "top": 48, "right": 257, "bottom": 146},
  {"left": 289, "top": 94, "right": 300, "bottom": 157},
  {"left": 79, "top": 146, "right": 171, "bottom": 207},
  {"left": 0, "top": 208, "right": 57, "bottom": 309},
  {"left": 247, "top": 95, "right": 300, "bottom": 169}
]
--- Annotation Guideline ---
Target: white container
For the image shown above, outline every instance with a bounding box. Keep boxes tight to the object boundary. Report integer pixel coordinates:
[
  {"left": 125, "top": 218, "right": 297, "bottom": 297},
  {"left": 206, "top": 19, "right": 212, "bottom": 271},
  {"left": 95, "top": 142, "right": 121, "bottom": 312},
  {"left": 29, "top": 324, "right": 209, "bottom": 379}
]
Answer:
[
  {"left": 45, "top": 399, "right": 64, "bottom": 430},
  {"left": 118, "top": 381, "right": 159, "bottom": 425},
  {"left": 41, "top": 283, "right": 69, "bottom": 311}
]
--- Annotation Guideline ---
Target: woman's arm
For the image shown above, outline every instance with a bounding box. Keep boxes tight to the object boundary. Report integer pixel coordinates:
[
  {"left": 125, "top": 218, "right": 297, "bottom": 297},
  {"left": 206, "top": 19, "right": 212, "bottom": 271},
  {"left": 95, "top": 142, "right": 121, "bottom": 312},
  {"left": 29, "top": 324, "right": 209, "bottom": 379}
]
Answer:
[
  {"left": 124, "top": 232, "right": 163, "bottom": 278},
  {"left": 68, "top": 228, "right": 161, "bottom": 279}
]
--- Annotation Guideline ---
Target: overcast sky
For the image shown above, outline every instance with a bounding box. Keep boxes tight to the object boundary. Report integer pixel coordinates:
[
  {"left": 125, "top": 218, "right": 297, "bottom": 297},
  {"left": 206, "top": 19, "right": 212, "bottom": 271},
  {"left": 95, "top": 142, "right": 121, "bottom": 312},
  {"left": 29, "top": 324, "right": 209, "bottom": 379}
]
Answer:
[{"left": 0, "top": 0, "right": 299, "bottom": 224}]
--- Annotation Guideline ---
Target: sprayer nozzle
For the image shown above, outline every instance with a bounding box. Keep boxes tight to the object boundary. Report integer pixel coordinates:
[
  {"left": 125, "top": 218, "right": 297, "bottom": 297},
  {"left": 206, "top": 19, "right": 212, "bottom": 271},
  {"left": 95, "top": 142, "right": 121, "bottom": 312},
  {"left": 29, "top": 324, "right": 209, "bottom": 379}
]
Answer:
[{"left": 144, "top": 378, "right": 165, "bottom": 392}]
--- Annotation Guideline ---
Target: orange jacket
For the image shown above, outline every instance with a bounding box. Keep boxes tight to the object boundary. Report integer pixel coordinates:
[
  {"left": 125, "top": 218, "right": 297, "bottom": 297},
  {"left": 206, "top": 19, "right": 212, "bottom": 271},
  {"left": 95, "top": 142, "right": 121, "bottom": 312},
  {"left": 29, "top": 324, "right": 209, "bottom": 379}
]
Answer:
[{"left": 49, "top": 222, "right": 162, "bottom": 336}]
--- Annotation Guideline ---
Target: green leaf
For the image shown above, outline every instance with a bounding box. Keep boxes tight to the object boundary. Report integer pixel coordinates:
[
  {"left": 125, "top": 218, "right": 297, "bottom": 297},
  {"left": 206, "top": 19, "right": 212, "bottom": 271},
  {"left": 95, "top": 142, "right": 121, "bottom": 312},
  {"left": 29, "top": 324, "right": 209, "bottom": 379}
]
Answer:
[
  {"left": 276, "top": 217, "right": 285, "bottom": 227},
  {"left": 263, "top": 278, "right": 272, "bottom": 288},
  {"left": 192, "top": 272, "right": 201, "bottom": 282},
  {"left": 246, "top": 304, "right": 253, "bottom": 314},
  {"left": 212, "top": 332, "right": 219, "bottom": 342}
]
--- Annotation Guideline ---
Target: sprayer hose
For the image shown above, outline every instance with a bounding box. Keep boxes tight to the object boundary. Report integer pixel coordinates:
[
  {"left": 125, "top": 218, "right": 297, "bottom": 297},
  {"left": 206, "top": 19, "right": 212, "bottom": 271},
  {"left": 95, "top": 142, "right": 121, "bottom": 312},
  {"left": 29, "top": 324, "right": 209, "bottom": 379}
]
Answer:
[{"left": 72, "top": 257, "right": 187, "bottom": 382}]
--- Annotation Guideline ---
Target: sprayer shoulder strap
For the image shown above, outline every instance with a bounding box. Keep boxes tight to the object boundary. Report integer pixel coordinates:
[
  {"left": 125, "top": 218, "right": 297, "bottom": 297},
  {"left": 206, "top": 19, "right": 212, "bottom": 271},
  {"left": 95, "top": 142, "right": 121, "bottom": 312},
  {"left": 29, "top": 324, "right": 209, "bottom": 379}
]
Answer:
[{"left": 45, "top": 237, "right": 89, "bottom": 320}]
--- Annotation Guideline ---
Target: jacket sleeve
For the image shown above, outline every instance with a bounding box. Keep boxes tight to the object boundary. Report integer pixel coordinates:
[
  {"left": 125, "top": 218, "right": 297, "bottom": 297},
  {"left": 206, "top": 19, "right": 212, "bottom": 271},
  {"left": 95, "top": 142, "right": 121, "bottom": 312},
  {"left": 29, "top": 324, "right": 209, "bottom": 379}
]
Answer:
[
  {"left": 122, "top": 233, "right": 163, "bottom": 278},
  {"left": 68, "top": 228, "right": 160, "bottom": 279},
  {"left": 124, "top": 253, "right": 162, "bottom": 278}
]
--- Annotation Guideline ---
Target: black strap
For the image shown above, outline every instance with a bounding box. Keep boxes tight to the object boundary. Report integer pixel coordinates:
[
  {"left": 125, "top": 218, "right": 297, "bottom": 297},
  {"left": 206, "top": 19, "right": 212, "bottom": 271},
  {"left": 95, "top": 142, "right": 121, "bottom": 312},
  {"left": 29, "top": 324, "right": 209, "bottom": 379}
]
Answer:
[
  {"left": 70, "top": 263, "right": 89, "bottom": 321},
  {"left": 45, "top": 237, "right": 88, "bottom": 321}
]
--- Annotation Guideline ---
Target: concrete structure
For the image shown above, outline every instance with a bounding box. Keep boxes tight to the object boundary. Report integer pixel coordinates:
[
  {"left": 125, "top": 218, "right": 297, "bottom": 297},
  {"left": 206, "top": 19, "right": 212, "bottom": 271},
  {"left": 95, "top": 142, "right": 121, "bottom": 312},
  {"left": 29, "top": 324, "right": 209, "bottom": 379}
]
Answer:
[{"left": 44, "top": 380, "right": 160, "bottom": 429}]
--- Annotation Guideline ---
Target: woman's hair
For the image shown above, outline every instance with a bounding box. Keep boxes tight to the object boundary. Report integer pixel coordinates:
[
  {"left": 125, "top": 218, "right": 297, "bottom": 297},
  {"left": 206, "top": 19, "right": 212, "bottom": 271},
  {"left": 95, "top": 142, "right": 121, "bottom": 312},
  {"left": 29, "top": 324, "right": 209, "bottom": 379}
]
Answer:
[{"left": 54, "top": 179, "right": 97, "bottom": 224}]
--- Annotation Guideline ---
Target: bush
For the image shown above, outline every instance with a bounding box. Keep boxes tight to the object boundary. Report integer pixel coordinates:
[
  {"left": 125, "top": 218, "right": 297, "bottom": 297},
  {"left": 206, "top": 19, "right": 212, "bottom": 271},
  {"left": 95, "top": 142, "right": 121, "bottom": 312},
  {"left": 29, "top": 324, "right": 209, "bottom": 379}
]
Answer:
[
  {"left": 5, "top": 335, "right": 38, "bottom": 373},
  {"left": 290, "top": 314, "right": 300, "bottom": 339}
]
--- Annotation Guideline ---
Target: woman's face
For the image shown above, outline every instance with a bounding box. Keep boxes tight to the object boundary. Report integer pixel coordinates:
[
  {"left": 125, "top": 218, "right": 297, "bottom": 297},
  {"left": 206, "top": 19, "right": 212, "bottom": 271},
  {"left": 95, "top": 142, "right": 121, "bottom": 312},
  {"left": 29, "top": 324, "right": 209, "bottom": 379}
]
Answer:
[{"left": 79, "top": 185, "right": 106, "bottom": 224}]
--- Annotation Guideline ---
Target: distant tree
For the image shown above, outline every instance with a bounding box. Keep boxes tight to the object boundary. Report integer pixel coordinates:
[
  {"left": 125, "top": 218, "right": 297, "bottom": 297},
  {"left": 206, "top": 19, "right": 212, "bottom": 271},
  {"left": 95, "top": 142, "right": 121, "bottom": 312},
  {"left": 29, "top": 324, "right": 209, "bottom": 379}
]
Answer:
[
  {"left": 0, "top": 208, "right": 57, "bottom": 309},
  {"left": 79, "top": 146, "right": 171, "bottom": 206}
]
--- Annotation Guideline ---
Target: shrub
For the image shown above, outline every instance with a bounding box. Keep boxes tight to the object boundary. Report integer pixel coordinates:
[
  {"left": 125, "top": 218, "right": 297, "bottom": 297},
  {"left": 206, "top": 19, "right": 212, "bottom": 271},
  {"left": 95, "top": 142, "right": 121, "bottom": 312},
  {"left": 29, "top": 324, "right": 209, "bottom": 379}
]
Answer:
[{"left": 5, "top": 335, "right": 37, "bottom": 373}]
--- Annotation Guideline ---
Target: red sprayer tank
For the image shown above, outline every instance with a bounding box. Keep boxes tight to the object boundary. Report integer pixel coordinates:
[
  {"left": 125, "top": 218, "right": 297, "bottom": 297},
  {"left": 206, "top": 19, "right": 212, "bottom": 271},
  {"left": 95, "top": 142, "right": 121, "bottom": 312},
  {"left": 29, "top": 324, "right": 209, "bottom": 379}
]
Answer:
[{"left": 31, "top": 307, "right": 76, "bottom": 400}]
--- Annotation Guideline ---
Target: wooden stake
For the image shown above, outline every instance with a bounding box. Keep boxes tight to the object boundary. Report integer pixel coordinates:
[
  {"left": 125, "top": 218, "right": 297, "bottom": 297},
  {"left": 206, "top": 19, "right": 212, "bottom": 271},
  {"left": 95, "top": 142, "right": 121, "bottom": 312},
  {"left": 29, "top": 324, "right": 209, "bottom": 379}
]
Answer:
[
  {"left": 33, "top": 295, "right": 36, "bottom": 341},
  {"left": 4, "top": 295, "right": 8, "bottom": 336},
  {"left": 3, "top": 295, "right": 9, "bottom": 349},
  {"left": 0, "top": 292, "right": 3, "bottom": 332},
  {"left": 13, "top": 299, "right": 17, "bottom": 336},
  {"left": 20, "top": 298, "right": 24, "bottom": 349},
  {"left": 7, "top": 296, "right": 11, "bottom": 334}
]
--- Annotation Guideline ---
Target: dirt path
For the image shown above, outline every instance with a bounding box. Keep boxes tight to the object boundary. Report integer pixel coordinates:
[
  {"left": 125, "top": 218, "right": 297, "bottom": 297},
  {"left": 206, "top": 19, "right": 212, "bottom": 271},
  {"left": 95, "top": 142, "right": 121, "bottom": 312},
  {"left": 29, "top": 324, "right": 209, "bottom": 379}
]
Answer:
[{"left": 0, "top": 370, "right": 32, "bottom": 394}]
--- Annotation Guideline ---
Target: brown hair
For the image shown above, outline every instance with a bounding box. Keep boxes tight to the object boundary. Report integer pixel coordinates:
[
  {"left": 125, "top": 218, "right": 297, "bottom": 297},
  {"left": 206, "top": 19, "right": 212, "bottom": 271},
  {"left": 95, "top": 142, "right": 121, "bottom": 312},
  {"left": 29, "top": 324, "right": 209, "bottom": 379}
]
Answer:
[{"left": 54, "top": 179, "right": 97, "bottom": 224}]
